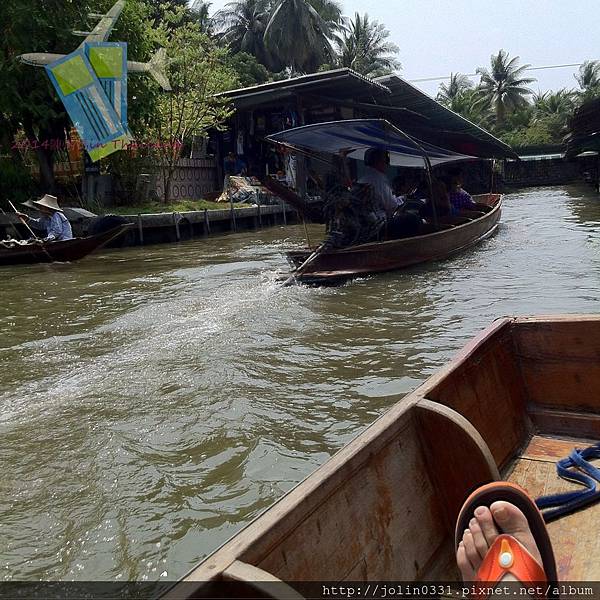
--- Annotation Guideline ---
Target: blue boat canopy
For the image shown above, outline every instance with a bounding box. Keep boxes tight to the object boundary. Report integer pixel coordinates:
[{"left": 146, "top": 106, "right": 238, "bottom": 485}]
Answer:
[{"left": 266, "top": 119, "right": 477, "bottom": 168}]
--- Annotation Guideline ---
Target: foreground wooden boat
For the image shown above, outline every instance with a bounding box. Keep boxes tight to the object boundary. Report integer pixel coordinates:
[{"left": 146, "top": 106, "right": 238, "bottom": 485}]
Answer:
[
  {"left": 165, "top": 315, "right": 600, "bottom": 598},
  {"left": 287, "top": 193, "right": 501, "bottom": 284},
  {"left": 0, "top": 224, "right": 131, "bottom": 266}
]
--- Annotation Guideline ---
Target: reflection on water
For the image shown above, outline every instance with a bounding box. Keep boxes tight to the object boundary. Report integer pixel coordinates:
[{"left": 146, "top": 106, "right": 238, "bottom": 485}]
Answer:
[{"left": 1, "top": 185, "right": 600, "bottom": 580}]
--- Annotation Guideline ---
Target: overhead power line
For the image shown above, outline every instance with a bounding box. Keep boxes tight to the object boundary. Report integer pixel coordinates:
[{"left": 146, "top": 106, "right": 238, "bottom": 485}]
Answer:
[{"left": 408, "top": 61, "right": 597, "bottom": 83}]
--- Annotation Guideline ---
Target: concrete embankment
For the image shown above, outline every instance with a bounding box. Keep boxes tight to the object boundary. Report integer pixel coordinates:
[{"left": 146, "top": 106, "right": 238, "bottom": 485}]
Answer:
[{"left": 0, "top": 203, "right": 299, "bottom": 247}]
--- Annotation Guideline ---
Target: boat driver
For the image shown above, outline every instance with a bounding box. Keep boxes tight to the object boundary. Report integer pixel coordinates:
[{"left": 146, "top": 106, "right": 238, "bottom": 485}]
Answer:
[
  {"left": 357, "top": 149, "right": 402, "bottom": 220},
  {"left": 357, "top": 149, "right": 422, "bottom": 238},
  {"left": 17, "top": 194, "right": 73, "bottom": 242}
]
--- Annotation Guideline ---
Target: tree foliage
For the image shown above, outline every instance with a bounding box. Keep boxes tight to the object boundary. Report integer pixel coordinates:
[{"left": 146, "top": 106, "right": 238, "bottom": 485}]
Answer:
[
  {"left": 148, "top": 11, "right": 238, "bottom": 201},
  {"left": 213, "top": 0, "right": 271, "bottom": 67},
  {"left": 264, "top": 0, "right": 334, "bottom": 73},
  {"left": 444, "top": 88, "right": 494, "bottom": 130},
  {"left": 575, "top": 60, "right": 600, "bottom": 103},
  {"left": 434, "top": 54, "right": 595, "bottom": 147},
  {"left": 227, "top": 52, "right": 270, "bottom": 87},
  {"left": 575, "top": 60, "right": 600, "bottom": 92},
  {"left": 436, "top": 73, "right": 473, "bottom": 105},
  {"left": 0, "top": 0, "right": 162, "bottom": 192},
  {"left": 334, "top": 12, "right": 400, "bottom": 77},
  {"left": 476, "top": 50, "right": 536, "bottom": 127}
]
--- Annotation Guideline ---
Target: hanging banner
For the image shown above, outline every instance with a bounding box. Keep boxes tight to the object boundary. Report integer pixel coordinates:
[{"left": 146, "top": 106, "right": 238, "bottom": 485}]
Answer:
[
  {"left": 45, "top": 47, "right": 130, "bottom": 162},
  {"left": 85, "top": 41, "right": 129, "bottom": 132}
]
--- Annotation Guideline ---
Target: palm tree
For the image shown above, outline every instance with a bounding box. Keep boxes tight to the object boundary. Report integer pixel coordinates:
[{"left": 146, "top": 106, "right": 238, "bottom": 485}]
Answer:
[
  {"left": 476, "top": 50, "right": 536, "bottom": 127},
  {"left": 532, "top": 89, "right": 575, "bottom": 119},
  {"left": 334, "top": 12, "right": 400, "bottom": 77},
  {"left": 575, "top": 60, "right": 600, "bottom": 91},
  {"left": 436, "top": 73, "right": 473, "bottom": 105},
  {"left": 190, "top": 0, "right": 213, "bottom": 32},
  {"left": 264, "top": 0, "right": 334, "bottom": 73},
  {"left": 446, "top": 88, "right": 494, "bottom": 130},
  {"left": 532, "top": 89, "right": 576, "bottom": 141},
  {"left": 213, "top": 0, "right": 271, "bottom": 66},
  {"left": 306, "top": 0, "right": 343, "bottom": 26},
  {"left": 575, "top": 60, "right": 600, "bottom": 103}
]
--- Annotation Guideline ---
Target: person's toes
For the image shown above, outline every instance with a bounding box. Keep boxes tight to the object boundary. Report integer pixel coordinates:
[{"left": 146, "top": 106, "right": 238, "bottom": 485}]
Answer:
[
  {"left": 468, "top": 517, "right": 490, "bottom": 559},
  {"left": 457, "top": 540, "right": 477, "bottom": 581},
  {"left": 490, "top": 501, "right": 543, "bottom": 566},
  {"left": 474, "top": 505, "right": 499, "bottom": 547},
  {"left": 462, "top": 528, "right": 484, "bottom": 573}
]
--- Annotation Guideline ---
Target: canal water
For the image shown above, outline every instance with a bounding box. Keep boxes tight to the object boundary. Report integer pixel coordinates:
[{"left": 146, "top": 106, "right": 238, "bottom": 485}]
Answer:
[{"left": 1, "top": 184, "right": 600, "bottom": 581}]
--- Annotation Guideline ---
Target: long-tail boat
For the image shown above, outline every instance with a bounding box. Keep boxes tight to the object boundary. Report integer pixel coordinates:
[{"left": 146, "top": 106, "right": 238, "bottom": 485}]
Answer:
[
  {"left": 0, "top": 223, "right": 131, "bottom": 266},
  {"left": 164, "top": 315, "right": 600, "bottom": 597},
  {"left": 265, "top": 119, "right": 505, "bottom": 285}
]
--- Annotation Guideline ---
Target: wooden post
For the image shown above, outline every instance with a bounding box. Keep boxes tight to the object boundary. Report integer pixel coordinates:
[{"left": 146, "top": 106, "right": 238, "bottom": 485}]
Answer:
[
  {"left": 204, "top": 209, "right": 210, "bottom": 235},
  {"left": 172, "top": 212, "right": 180, "bottom": 242},
  {"left": 257, "top": 200, "right": 262, "bottom": 227},
  {"left": 137, "top": 214, "right": 144, "bottom": 245},
  {"left": 230, "top": 199, "right": 237, "bottom": 232}
]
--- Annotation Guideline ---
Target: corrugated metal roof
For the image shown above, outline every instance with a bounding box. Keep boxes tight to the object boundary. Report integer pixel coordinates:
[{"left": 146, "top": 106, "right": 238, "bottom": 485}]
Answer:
[
  {"left": 216, "top": 69, "right": 517, "bottom": 159},
  {"left": 218, "top": 68, "right": 390, "bottom": 110},
  {"left": 373, "top": 74, "right": 518, "bottom": 159}
]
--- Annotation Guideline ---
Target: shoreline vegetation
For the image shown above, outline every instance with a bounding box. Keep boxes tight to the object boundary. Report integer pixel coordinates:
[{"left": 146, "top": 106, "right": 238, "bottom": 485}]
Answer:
[{"left": 2, "top": 0, "right": 599, "bottom": 209}]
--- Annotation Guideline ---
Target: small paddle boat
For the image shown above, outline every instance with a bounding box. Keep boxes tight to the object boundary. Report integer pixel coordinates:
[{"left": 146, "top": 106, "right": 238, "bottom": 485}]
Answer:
[{"left": 0, "top": 224, "right": 131, "bottom": 266}]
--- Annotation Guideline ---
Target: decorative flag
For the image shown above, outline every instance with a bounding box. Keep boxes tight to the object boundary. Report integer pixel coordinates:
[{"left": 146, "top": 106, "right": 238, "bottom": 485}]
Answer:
[
  {"left": 84, "top": 42, "right": 128, "bottom": 132},
  {"left": 45, "top": 47, "right": 130, "bottom": 162}
]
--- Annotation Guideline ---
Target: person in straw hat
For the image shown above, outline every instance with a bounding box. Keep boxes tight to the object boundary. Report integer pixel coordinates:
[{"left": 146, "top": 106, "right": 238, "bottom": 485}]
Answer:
[{"left": 17, "top": 194, "right": 73, "bottom": 241}]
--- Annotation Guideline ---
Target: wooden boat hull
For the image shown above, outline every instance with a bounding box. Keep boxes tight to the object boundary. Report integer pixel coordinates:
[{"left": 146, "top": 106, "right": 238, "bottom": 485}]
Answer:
[
  {"left": 287, "top": 194, "right": 502, "bottom": 283},
  {"left": 0, "top": 224, "right": 132, "bottom": 266},
  {"left": 164, "top": 315, "right": 600, "bottom": 597}
]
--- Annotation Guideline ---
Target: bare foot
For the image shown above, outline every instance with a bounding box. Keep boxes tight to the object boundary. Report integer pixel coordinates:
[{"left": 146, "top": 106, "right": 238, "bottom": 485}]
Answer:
[{"left": 457, "top": 501, "right": 543, "bottom": 581}]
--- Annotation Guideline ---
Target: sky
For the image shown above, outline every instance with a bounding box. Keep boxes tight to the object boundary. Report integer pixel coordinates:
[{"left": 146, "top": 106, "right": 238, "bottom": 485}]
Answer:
[{"left": 204, "top": 0, "right": 600, "bottom": 97}]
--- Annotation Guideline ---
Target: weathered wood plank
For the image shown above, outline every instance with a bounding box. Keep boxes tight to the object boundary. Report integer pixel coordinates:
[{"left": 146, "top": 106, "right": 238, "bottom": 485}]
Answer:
[
  {"left": 514, "top": 319, "right": 600, "bottom": 411},
  {"left": 419, "top": 320, "right": 530, "bottom": 469},
  {"left": 528, "top": 406, "right": 600, "bottom": 439},
  {"left": 507, "top": 453, "right": 600, "bottom": 580}
]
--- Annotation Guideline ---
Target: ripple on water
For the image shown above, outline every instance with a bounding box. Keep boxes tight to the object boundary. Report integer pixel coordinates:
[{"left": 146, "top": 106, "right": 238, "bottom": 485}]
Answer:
[{"left": 1, "top": 185, "right": 600, "bottom": 580}]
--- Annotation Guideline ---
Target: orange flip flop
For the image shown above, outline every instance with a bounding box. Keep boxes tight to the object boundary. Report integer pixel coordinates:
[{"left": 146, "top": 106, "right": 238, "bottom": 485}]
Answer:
[{"left": 455, "top": 482, "right": 558, "bottom": 599}]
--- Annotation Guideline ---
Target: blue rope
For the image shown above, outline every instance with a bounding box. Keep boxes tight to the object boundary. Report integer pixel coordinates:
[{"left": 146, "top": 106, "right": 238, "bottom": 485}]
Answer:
[{"left": 535, "top": 442, "right": 600, "bottom": 522}]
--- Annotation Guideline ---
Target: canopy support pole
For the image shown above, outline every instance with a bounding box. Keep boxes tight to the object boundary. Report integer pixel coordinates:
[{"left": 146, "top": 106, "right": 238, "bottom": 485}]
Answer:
[
  {"left": 379, "top": 123, "right": 439, "bottom": 228},
  {"left": 422, "top": 154, "right": 438, "bottom": 227}
]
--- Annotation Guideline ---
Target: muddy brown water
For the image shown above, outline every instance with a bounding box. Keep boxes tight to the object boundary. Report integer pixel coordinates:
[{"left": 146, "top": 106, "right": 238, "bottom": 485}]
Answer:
[{"left": 1, "top": 185, "right": 600, "bottom": 580}]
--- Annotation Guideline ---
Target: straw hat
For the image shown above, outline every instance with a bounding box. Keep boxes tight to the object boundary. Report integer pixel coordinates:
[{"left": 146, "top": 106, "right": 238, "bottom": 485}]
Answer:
[
  {"left": 33, "top": 194, "right": 63, "bottom": 212},
  {"left": 21, "top": 199, "right": 38, "bottom": 210}
]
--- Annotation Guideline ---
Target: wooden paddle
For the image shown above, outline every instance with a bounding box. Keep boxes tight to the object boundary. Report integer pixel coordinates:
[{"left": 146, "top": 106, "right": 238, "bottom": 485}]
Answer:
[
  {"left": 8, "top": 200, "right": 54, "bottom": 261},
  {"left": 282, "top": 241, "right": 327, "bottom": 287},
  {"left": 9, "top": 200, "right": 41, "bottom": 240}
]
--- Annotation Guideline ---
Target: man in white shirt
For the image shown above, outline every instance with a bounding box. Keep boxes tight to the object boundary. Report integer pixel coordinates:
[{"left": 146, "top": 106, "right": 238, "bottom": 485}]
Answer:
[
  {"left": 357, "top": 149, "right": 404, "bottom": 220},
  {"left": 357, "top": 149, "right": 421, "bottom": 239}
]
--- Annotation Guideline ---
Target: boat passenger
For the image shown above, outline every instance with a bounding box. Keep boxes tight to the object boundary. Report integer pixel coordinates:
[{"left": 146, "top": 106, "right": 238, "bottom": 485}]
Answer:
[
  {"left": 447, "top": 168, "right": 479, "bottom": 213},
  {"left": 419, "top": 176, "right": 453, "bottom": 221},
  {"left": 17, "top": 194, "right": 73, "bottom": 241}
]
